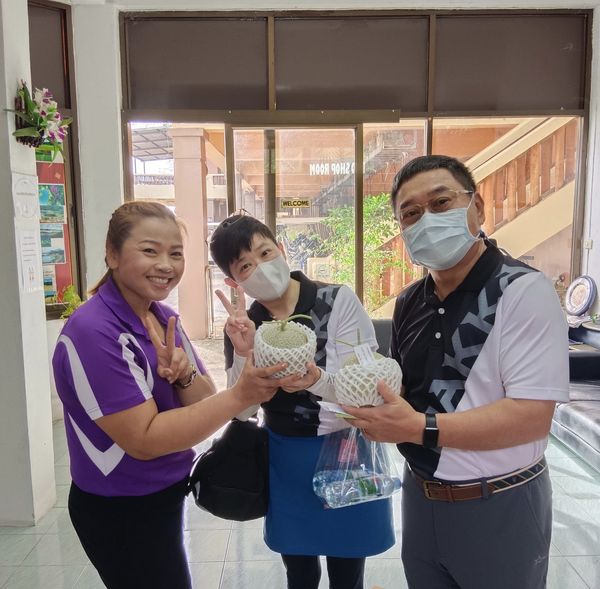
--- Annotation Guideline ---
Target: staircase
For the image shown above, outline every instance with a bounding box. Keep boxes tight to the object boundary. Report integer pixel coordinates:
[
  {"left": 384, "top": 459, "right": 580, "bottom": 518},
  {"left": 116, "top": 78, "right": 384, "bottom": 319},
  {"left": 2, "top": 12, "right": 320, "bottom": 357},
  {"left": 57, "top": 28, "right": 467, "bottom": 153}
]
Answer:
[{"left": 374, "top": 117, "right": 579, "bottom": 312}]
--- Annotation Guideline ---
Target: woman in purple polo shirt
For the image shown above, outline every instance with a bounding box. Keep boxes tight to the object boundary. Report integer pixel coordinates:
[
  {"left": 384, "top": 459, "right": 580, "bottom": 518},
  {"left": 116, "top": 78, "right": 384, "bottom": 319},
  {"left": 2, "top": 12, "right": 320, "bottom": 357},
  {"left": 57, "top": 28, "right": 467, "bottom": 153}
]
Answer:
[{"left": 52, "top": 201, "right": 292, "bottom": 589}]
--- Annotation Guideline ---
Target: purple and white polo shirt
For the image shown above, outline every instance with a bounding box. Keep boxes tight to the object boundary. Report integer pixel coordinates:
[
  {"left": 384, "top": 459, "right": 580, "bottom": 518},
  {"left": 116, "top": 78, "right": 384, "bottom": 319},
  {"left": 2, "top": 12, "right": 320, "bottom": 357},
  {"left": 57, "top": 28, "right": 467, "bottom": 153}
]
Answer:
[{"left": 52, "top": 276, "right": 207, "bottom": 497}]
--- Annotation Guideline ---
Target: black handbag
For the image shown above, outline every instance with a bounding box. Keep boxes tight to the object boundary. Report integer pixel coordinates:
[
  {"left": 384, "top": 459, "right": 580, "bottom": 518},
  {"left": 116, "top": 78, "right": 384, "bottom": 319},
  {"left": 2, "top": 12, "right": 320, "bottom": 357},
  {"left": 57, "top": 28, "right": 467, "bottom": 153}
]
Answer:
[{"left": 188, "top": 418, "right": 269, "bottom": 521}]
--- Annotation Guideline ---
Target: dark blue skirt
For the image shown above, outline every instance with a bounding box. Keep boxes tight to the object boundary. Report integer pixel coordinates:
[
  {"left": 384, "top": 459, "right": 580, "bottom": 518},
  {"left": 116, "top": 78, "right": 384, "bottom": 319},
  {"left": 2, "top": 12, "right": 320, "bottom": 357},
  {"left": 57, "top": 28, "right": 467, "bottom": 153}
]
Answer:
[{"left": 264, "top": 429, "right": 396, "bottom": 557}]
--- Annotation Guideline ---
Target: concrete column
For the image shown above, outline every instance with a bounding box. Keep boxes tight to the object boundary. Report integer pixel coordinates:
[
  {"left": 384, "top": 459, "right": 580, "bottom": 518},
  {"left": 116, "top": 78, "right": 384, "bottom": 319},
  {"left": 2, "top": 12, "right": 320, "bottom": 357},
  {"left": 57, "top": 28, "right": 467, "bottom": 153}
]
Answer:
[
  {"left": 71, "top": 3, "right": 123, "bottom": 290},
  {"left": 170, "top": 127, "right": 210, "bottom": 339},
  {"left": 0, "top": 0, "right": 55, "bottom": 525}
]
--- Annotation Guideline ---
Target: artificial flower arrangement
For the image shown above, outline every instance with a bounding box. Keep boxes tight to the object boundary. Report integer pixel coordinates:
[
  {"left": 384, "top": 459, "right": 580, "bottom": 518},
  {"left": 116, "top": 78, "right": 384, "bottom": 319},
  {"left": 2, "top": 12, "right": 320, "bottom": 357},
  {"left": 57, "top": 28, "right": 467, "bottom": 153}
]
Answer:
[{"left": 5, "top": 80, "right": 72, "bottom": 161}]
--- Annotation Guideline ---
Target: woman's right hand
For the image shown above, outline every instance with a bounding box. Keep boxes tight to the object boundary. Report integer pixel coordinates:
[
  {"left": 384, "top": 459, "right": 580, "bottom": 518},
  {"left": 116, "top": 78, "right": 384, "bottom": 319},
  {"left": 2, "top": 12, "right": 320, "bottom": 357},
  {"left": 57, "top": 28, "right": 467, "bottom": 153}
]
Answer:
[
  {"left": 232, "top": 351, "right": 287, "bottom": 405},
  {"left": 216, "top": 286, "right": 255, "bottom": 357}
]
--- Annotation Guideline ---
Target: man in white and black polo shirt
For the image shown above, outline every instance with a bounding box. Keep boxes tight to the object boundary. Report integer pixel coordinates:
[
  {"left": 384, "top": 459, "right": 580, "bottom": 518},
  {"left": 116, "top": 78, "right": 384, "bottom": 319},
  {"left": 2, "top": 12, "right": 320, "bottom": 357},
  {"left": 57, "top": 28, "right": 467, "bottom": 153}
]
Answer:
[{"left": 346, "top": 155, "right": 569, "bottom": 589}]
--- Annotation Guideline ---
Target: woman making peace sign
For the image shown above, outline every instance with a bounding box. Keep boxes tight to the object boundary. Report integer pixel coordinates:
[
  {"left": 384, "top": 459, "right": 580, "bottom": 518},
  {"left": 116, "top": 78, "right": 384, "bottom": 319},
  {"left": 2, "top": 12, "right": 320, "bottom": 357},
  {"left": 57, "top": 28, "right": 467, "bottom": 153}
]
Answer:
[{"left": 52, "top": 202, "right": 288, "bottom": 589}]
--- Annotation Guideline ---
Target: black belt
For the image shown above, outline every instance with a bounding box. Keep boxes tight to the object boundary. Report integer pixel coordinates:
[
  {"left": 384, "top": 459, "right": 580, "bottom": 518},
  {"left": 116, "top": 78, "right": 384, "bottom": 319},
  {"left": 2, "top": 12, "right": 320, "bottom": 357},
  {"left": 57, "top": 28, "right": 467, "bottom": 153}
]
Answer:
[{"left": 408, "top": 458, "right": 547, "bottom": 502}]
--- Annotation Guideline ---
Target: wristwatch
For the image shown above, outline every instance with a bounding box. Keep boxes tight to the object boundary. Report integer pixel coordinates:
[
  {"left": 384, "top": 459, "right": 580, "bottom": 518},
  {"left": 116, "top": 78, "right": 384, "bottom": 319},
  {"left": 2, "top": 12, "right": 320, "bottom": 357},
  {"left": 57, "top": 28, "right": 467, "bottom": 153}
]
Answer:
[{"left": 422, "top": 413, "right": 439, "bottom": 448}]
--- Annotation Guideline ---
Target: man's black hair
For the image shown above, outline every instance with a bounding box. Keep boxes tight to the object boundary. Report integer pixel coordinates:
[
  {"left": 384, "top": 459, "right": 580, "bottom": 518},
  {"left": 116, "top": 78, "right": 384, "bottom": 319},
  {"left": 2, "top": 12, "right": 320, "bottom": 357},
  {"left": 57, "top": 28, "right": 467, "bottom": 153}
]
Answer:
[
  {"left": 390, "top": 155, "right": 477, "bottom": 209},
  {"left": 209, "top": 214, "right": 277, "bottom": 278}
]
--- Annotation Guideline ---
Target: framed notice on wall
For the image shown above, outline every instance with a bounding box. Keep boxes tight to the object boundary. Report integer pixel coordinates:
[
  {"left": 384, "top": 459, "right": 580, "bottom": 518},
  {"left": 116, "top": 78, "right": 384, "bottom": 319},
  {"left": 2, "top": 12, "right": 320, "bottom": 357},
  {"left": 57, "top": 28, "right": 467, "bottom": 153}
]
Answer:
[{"left": 36, "top": 150, "right": 74, "bottom": 303}]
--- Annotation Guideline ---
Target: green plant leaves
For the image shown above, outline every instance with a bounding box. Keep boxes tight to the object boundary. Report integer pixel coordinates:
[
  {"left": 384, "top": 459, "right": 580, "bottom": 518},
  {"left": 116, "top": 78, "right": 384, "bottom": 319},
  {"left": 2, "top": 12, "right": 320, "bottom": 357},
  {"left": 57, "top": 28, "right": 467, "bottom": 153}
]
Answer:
[
  {"left": 13, "top": 127, "right": 40, "bottom": 137},
  {"left": 311, "top": 193, "right": 416, "bottom": 313}
]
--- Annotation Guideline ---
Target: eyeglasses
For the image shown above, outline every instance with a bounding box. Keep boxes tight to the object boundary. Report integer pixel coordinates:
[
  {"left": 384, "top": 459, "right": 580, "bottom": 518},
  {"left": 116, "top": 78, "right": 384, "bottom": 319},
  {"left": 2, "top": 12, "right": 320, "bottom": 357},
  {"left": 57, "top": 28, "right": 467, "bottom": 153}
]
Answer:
[{"left": 396, "top": 189, "right": 475, "bottom": 228}]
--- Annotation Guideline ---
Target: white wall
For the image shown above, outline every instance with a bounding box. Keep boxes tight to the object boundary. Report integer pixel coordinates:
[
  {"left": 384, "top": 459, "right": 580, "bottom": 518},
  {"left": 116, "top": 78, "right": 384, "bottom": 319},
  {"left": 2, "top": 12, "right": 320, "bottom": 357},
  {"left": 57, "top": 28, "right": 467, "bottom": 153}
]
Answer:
[
  {"left": 0, "top": 0, "right": 55, "bottom": 526},
  {"left": 72, "top": 2, "right": 123, "bottom": 289}
]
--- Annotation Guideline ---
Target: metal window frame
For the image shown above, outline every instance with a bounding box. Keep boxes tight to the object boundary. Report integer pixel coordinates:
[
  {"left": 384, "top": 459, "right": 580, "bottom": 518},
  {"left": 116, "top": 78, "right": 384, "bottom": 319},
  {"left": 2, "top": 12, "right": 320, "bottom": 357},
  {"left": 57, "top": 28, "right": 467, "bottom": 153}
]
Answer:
[
  {"left": 120, "top": 8, "right": 592, "bottom": 301},
  {"left": 29, "top": 0, "right": 85, "bottom": 318}
]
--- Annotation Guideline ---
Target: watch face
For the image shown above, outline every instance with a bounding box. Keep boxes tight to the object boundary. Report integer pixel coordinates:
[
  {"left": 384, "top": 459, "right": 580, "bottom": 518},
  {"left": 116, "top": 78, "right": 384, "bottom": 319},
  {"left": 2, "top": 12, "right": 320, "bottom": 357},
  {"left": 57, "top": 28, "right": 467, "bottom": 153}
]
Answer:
[{"left": 565, "top": 275, "right": 597, "bottom": 316}]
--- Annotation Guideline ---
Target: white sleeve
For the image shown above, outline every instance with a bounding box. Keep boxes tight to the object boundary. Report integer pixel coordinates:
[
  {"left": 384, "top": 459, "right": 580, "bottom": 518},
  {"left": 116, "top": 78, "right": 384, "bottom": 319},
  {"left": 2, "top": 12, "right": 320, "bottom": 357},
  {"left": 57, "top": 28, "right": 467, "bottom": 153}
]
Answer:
[
  {"left": 226, "top": 352, "right": 259, "bottom": 421},
  {"left": 307, "top": 286, "right": 377, "bottom": 402},
  {"left": 306, "top": 368, "right": 337, "bottom": 401},
  {"left": 499, "top": 272, "right": 569, "bottom": 402},
  {"left": 226, "top": 351, "right": 246, "bottom": 388},
  {"left": 325, "top": 285, "right": 378, "bottom": 371}
]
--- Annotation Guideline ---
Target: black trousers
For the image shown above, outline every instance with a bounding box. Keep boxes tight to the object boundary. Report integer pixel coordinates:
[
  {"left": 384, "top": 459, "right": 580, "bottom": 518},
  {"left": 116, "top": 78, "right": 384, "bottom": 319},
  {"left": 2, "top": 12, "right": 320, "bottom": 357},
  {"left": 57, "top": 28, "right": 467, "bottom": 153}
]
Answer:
[
  {"left": 68, "top": 479, "right": 192, "bottom": 589},
  {"left": 282, "top": 554, "right": 365, "bottom": 589}
]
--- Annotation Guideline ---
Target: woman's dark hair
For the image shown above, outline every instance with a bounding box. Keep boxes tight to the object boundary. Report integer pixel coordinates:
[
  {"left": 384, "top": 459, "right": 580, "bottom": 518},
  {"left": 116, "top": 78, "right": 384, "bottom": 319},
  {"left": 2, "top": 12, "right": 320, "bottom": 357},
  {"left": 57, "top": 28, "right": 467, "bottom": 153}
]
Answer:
[
  {"left": 89, "top": 201, "right": 182, "bottom": 295},
  {"left": 209, "top": 214, "right": 277, "bottom": 278},
  {"left": 390, "top": 155, "right": 477, "bottom": 208}
]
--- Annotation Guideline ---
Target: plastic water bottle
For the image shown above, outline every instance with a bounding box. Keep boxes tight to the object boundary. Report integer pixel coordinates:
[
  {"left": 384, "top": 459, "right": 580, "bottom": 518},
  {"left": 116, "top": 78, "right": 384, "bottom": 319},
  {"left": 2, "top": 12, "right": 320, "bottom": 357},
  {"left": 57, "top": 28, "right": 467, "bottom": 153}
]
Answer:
[{"left": 313, "top": 468, "right": 401, "bottom": 509}]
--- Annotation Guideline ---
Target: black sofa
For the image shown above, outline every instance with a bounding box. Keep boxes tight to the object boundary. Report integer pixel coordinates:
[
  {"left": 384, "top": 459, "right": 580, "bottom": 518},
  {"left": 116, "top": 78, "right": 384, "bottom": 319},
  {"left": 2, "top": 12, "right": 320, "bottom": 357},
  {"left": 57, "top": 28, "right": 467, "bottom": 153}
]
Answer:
[
  {"left": 372, "top": 317, "right": 600, "bottom": 474},
  {"left": 372, "top": 318, "right": 393, "bottom": 356},
  {"left": 551, "top": 325, "right": 600, "bottom": 473}
]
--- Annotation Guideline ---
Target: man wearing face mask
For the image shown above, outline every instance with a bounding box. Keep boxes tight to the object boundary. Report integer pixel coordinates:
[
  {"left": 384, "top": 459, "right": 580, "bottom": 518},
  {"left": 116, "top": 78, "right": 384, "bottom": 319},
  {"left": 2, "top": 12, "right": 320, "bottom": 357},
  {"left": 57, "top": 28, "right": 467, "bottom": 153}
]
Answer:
[
  {"left": 209, "top": 215, "right": 395, "bottom": 589},
  {"left": 344, "top": 155, "right": 569, "bottom": 589}
]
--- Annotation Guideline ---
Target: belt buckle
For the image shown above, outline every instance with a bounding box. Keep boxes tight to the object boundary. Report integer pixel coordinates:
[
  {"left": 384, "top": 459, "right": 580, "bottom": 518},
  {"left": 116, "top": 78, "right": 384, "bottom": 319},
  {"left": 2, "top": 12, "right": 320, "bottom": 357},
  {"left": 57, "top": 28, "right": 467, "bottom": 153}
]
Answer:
[{"left": 422, "top": 480, "right": 454, "bottom": 502}]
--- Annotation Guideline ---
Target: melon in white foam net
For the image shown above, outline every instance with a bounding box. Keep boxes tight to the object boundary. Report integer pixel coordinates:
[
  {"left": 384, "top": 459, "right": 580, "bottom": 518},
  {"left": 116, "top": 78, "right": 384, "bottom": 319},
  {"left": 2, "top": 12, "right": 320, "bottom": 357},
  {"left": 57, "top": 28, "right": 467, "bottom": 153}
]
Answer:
[
  {"left": 253, "top": 314, "right": 317, "bottom": 378},
  {"left": 334, "top": 346, "right": 403, "bottom": 407}
]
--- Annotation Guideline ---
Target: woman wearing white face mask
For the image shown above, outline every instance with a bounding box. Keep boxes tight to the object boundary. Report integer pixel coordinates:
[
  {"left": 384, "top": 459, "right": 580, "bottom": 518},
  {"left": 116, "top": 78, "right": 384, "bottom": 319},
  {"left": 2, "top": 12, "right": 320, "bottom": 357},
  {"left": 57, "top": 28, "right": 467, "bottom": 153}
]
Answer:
[{"left": 209, "top": 215, "right": 395, "bottom": 589}]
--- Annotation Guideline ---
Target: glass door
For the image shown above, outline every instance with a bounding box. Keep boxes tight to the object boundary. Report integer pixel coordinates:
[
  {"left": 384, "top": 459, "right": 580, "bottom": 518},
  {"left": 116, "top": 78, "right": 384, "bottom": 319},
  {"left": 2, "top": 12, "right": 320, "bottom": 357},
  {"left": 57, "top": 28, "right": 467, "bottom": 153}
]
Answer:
[{"left": 231, "top": 127, "right": 356, "bottom": 289}]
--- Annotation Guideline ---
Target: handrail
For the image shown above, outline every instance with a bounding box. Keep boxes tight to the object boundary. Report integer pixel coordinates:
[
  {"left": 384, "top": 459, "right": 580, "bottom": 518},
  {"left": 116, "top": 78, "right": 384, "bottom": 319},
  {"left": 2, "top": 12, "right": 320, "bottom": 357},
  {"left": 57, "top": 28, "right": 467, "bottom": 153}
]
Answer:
[
  {"left": 372, "top": 118, "right": 580, "bottom": 308},
  {"left": 477, "top": 118, "right": 579, "bottom": 233}
]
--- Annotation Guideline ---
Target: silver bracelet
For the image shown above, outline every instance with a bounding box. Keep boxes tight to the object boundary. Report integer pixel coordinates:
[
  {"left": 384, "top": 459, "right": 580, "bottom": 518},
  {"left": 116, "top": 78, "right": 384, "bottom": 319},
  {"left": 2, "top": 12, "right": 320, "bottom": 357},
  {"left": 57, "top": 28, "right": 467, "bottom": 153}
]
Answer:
[{"left": 176, "top": 364, "right": 198, "bottom": 389}]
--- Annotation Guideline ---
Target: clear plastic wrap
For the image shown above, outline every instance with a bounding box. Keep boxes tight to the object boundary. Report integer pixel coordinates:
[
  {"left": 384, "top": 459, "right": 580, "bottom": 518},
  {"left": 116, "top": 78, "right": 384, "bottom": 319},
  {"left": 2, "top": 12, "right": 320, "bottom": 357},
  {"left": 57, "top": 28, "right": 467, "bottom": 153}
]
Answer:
[{"left": 313, "top": 427, "right": 402, "bottom": 509}]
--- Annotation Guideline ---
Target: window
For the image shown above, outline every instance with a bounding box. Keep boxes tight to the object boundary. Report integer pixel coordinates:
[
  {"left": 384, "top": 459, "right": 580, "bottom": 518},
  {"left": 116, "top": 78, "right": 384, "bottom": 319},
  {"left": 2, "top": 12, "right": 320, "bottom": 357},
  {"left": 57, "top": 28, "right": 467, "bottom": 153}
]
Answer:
[
  {"left": 433, "top": 117, "right": 582, "bottom": 291},
  {"left": 29, "top": 1, "right": 81, "bottom": 316},
  {"left": 121, "top": 10, "right": 590, "bottom": 324}
]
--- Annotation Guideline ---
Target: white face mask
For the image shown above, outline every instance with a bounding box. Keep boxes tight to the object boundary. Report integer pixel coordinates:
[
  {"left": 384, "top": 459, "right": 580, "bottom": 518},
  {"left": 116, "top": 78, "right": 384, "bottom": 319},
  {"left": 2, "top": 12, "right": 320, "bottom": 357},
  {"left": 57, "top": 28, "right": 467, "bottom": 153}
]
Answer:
[
  {"left": 401, "top": 200, "right": 480, "bottom": 270},
  {"left": 238, "top": 255, "right": 291, "bottom": 301}
]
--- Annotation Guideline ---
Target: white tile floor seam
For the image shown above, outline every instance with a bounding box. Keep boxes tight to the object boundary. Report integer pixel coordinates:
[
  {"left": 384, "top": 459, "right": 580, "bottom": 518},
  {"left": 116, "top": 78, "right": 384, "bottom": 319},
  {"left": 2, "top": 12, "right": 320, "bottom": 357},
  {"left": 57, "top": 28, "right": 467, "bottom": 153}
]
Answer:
[{"left": 1, "top": 339, "right": 598, "bottom": 588}]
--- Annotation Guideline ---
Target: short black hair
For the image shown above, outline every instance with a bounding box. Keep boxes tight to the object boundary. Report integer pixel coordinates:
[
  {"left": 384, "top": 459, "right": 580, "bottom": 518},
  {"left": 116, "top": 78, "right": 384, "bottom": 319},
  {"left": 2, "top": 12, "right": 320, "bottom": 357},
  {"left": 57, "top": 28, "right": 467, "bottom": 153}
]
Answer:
[
  {"left": 209, "top": 214, "right": 277, "bottom": 277},
  {"left": 390, "top": 155, "right": 477, "bottom": 209}
]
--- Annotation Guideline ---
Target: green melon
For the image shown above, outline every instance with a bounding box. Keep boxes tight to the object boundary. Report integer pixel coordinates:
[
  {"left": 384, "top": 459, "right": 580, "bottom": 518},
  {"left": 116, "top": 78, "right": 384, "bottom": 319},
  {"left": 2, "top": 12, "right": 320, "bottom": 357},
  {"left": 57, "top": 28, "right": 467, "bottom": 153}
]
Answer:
[
  {"left": 261, "top": 322, "right": 308, "bottom": 348},
  {"left": 254, "top": 315, "right": 317, "bottom": 378}
]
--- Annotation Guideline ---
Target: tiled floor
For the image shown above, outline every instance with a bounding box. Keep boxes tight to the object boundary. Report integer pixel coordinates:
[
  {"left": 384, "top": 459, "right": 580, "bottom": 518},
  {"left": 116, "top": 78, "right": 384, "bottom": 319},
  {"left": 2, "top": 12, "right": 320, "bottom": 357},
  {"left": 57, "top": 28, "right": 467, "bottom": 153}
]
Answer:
[{"left": 1, "top": 339, "right": 600, "bottom": 588}]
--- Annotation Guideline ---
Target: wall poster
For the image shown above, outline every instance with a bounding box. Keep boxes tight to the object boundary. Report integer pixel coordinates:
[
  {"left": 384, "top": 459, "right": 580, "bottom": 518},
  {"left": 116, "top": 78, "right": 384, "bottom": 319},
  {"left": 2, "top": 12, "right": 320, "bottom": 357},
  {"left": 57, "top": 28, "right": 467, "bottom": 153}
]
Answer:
[{"left": 36, "top": 151, "right": 73, "bottom": 303}]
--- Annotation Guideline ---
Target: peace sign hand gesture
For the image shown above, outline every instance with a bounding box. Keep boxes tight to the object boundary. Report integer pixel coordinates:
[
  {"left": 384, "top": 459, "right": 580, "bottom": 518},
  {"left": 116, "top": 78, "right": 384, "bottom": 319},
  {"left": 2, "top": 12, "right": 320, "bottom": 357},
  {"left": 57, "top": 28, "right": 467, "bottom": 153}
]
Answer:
[
  {"left": 144, "top": 315, "right": 192, "bottom": 385},
  {"left": 215, "top": 287, "right": 256, "bottom": 357}
]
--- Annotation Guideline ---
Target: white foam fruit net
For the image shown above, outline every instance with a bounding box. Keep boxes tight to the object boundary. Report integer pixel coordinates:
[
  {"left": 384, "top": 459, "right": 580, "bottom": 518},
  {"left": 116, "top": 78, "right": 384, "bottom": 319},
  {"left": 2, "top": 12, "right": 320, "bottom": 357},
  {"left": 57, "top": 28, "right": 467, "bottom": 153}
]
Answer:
[
  {"left": 254, "top": 321, "right": 317, "bottom": 378},
  {"left": 334, "top": 357, "right": 403, "bottom": 407}
]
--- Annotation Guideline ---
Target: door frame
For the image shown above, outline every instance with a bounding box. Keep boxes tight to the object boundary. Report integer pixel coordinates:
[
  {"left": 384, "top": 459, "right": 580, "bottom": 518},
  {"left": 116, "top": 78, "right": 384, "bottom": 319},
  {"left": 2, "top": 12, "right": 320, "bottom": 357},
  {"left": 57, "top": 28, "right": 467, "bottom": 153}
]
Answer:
[{"left": 224, "top": 123, "right": 366, "bottom": 301}]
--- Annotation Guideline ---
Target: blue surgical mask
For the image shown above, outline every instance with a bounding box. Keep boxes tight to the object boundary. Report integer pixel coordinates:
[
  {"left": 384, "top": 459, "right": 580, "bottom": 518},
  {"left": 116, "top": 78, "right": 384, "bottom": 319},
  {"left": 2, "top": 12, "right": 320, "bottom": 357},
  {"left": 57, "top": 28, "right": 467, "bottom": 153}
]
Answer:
[{"left": 401, "top": 201, "right": 480, "bottom": 270}]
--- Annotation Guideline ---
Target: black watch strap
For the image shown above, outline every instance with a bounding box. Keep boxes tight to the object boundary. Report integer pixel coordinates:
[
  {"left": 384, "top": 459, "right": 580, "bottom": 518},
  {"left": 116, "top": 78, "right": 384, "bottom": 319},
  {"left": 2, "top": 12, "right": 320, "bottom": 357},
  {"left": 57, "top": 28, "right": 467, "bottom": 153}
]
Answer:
[{"left": 422, "top": 413, "right": 439, "bottom": 449}]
